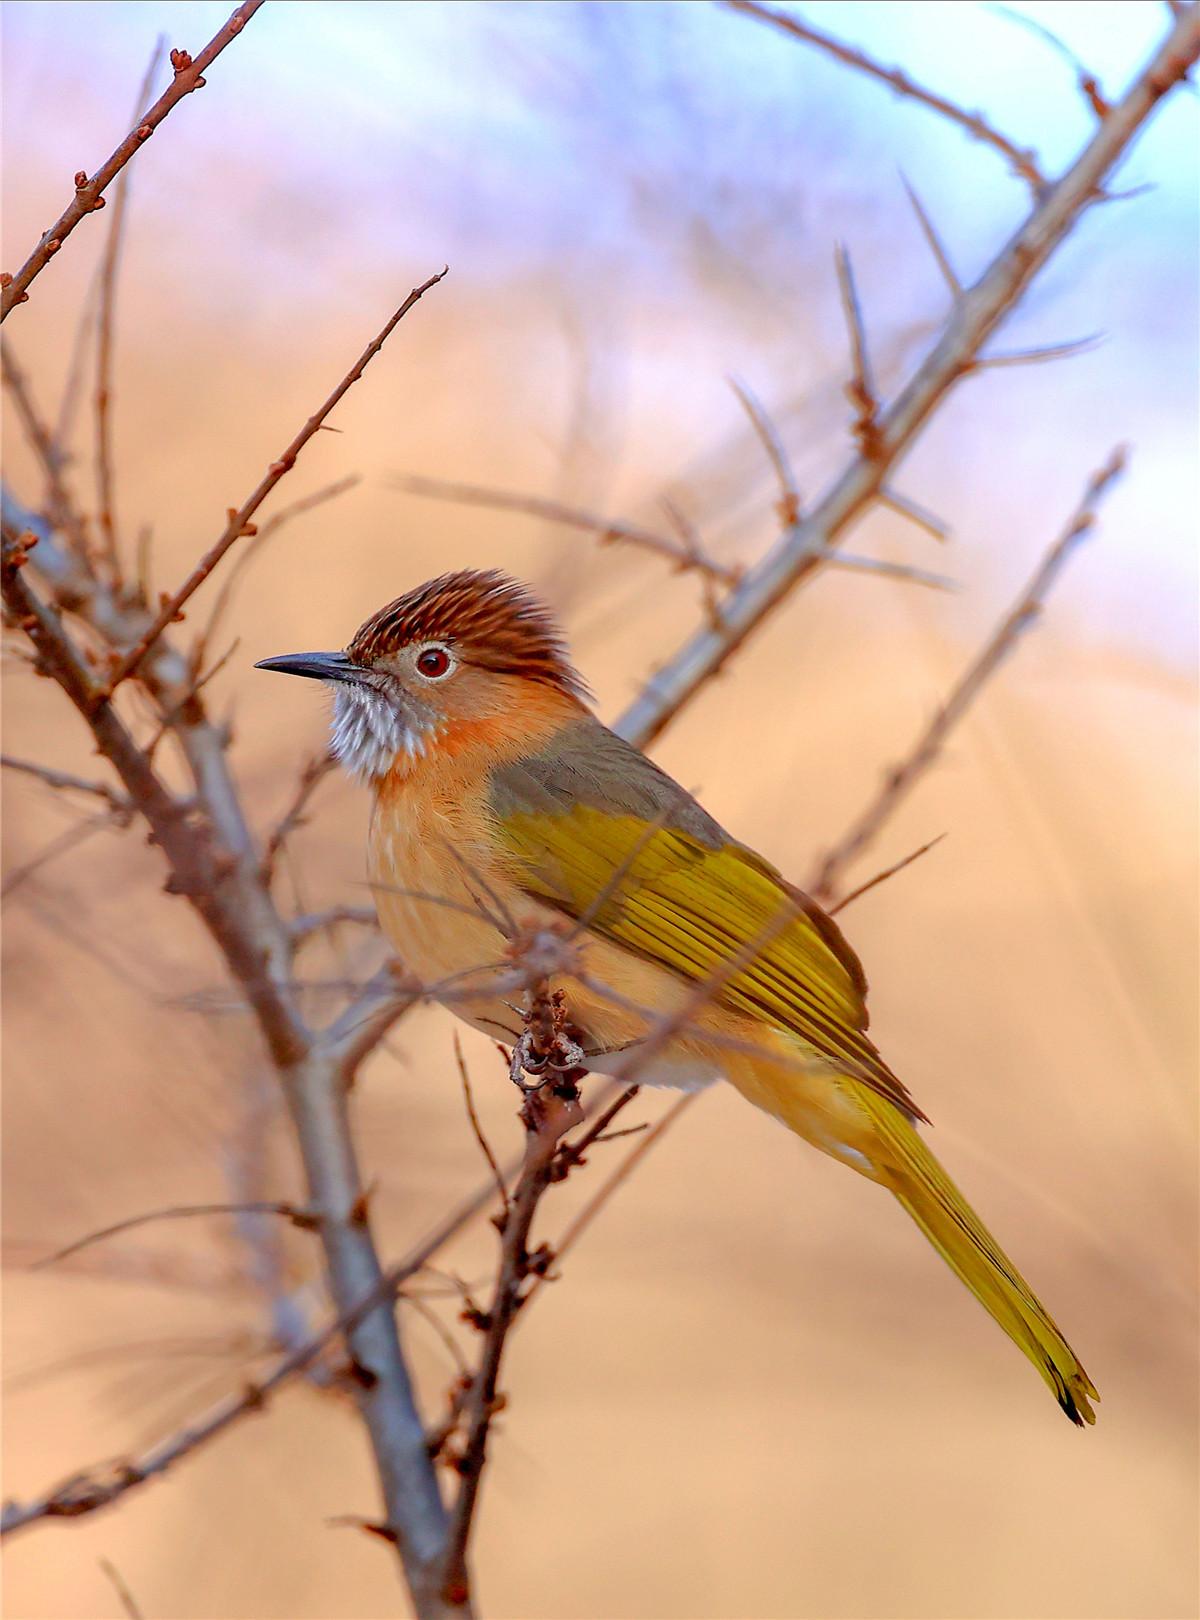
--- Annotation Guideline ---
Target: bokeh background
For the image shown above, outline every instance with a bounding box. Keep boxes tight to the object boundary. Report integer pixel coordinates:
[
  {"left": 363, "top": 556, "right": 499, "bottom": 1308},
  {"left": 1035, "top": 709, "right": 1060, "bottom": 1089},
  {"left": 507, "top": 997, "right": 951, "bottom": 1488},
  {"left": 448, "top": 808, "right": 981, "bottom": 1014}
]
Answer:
[{"left": 2, "top": 3, "right": 1196, "bottom": 1617}]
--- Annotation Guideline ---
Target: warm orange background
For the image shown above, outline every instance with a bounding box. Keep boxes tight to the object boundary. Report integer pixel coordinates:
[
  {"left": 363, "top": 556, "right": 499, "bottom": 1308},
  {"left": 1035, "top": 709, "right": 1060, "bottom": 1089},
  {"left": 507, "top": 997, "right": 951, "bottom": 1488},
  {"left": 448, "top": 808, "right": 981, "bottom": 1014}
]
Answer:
[{"left": 3, "top": 4, "right": 1196, "bottom": 1618}]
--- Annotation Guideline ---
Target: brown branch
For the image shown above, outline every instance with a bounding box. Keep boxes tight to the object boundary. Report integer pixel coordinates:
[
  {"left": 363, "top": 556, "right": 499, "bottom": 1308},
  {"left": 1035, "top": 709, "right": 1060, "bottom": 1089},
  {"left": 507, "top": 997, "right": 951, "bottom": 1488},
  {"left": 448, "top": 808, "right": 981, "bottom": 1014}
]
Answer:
[
  {"left": 986, "top": 3, "right": 1112, "bottom": 119},
  {"left": 807, "top": 446, "right": 1128, "bottom": 903},
  {"left": 614, "top": 6, "right": 1199, "bottom": 750},
  {"left": 98, "top": 1557, "right": 144, "bottom": 1620},
  {"left": 33, "top": 1202, "right": 320, "bottom": 1269},
  {"left": 1, "top": 808, "right": 127, "bottom": 900},
  {"left": 260, "top": 751, "right": 338, "bottom": 891},
  {"left": 193, "top": 474, "right": 361, "bottom": 669},
  {"left": 722, "top": 0, "right": 1048, "bottom": 192},
  {"left": 390, "top": 474, "right": 742, "bottom": 589},
  {"left": 438, "top": 1075, "right": 583, "bottom": 1606},
  {"left": 827, "top": 834, "right": 947, "bottom": 916},
  {"left": 94, "top": 39, "right": 167, "bottom": 582},
  {"left": 453, "top": 1034, "right": 509, "bottom": 1212},
  {"left": 1, "top": 4, "right": 263, "bottom": 320},
  {"left": 106, "top": 270, "right": 447, "bottom": 691},
  {"left": 1, "top": 340, "right": 90, "bottom": 557},
  {"left": 1, "top": 754, "right": 129, "bottom": 812}
]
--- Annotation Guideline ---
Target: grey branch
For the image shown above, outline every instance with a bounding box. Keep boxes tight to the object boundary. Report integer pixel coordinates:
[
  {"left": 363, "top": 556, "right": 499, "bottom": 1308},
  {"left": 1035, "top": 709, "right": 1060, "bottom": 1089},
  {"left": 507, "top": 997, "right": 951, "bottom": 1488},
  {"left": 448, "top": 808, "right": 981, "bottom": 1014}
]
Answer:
[
  {"left": 0, "top": 3, "right": 264, "bottom": 320},
  {"left": 613, "top": 8, "right": 1198, "bottom": 752},
  {"left": 807, "top": 446, "right": 1128, "bottom": 903}
]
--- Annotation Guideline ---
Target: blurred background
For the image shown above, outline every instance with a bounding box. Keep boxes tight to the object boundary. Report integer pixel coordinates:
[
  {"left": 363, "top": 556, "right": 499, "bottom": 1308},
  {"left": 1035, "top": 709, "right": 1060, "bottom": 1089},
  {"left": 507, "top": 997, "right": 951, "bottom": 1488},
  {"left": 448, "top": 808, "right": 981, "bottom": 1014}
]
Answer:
[{"left": 2, "top": 3, "right": 1196, "bottom": 1617}]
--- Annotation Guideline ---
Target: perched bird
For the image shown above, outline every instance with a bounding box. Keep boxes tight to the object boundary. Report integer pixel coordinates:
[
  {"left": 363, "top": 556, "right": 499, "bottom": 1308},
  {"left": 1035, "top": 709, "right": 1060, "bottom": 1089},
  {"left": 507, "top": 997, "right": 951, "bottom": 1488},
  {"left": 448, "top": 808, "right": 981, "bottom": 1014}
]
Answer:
[{"left": 258, "top": 568, "right": 1097, "bottom": 1425}]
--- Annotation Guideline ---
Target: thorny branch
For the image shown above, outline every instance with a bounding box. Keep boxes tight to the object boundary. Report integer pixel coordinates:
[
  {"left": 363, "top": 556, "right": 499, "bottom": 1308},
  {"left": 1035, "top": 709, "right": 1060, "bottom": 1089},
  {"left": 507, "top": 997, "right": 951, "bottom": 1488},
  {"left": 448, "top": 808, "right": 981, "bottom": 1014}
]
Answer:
[
  {"left": 721, "top": 0, "right": 1048, "bottom": 192},
  {"left": 391, "top": 474, "right": 742, "bottom": 590},
  {"left": 2, "top": 7, "right": 1193, "bottom": 1616},
  {"left": 807, "top": 446, "right": 1129, "bottom": 903},
  {"left": 615, "top": 5, "right": 1199, "bottom": 751},
  {"left": 107, "top": 270, "right": 448, "bottom": 691},
  {"left": 0, "top": 2, "right": 264, "bottom": 320}
]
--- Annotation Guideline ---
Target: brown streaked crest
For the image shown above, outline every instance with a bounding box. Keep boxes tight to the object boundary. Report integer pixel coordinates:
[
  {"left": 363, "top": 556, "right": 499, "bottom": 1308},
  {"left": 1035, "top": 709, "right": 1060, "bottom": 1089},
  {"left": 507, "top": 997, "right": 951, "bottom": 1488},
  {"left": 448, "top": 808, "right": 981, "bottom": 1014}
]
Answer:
[{"left": 347, "top": 570, "right": 590, "bottom": 701}]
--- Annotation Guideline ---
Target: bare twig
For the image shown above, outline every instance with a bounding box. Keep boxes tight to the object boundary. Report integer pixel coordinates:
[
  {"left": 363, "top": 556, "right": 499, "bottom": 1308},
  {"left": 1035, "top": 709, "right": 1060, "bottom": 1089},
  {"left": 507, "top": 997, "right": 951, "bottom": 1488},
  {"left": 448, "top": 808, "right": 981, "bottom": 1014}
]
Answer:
[
  {"left": 835, "top": 244, "right": 884, "bottom": 458},
  {"left": 289, "top": 905, "right": 380, "bottom": 948},
  {"left": 1, "top": 754, "right": 129, "bottom": 812},
  {"left": 260, "top": 752, "right": 338, "bottom": 890},
  {"left": 614, "top": 8, "right": 1199, "bottom": 751},
  {"left": 453, "top": 1034, "right": 509, "bottom": 1212},
  {"left": 827, "top": 834, "right": 947, "bottom": 916},
  {"left": 722, "top": 0, "right": 1048, "bottom": 192},
  {"left": 808, "top": 447, "right": 1128, "bottom": 902},
  {"left": 729, "top": 376, "right": 801, "bottom": 525},
  {"left": 194, "top": 475, "right": 361, "bottom": 668},
  {"left": 98, "top": 1557, "right": 144, "bottom": 1620},
  {"left": 986, "top": 4, "right": 1112, "bottom": 119},
  {"left": 1, "top": 340, "right": 90, "bottom": 555},
  {"left": 106, "top": 270, "right": 448, "bottom": 690},
  {"left": 390, "top": 474, "right": 742, "bottom": 589},
  {"left": 33, "top": 1202, "right": 320, "bottom": 1269},
  {"left": 1, "top": 2, "right": 264, "bottom": 320},
  {"left": 1, "top": 809, "right": 127, "bottom": 900},
  {"left": 878, "top": 488, "right": 951, "bottom": 543},
  {"left": 94, "top": 39, "right": 167, "bottom": 581},
  {"left": 524, "top": 1091, "right": 698, "bottom": 1305},
  {"left": 973, "top": 336, "right": 1102, "bottom": 368},
  {"left": 438, "top": 1076, "right": 583, "bottom": 1607},
  {"left": 900, "top": 172, "right": 963, "bottom": 299}
]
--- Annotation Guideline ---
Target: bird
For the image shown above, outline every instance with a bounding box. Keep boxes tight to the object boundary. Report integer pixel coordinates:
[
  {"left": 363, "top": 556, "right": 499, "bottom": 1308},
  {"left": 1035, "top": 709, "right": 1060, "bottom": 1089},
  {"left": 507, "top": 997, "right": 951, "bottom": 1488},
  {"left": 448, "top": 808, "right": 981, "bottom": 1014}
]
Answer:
[{"left": 257, "top": 567, "right": 1097, "bottom": 1425}]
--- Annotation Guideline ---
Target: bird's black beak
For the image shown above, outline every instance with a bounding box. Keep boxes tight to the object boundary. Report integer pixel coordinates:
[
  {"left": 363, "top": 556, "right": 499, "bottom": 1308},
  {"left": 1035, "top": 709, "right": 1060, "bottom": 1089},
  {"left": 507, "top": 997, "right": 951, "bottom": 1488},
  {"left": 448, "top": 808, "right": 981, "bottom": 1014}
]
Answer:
[{"left": 254, "top": 651, "right": 362, "bottom": 683}]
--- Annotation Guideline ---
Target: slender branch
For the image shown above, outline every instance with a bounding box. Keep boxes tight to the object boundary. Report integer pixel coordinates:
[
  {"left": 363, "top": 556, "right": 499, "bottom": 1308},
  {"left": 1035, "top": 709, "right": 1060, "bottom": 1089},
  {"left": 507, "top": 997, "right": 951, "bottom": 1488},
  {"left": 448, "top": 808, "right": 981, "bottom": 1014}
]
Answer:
[
  {"left": 389, "top": 474, "right": 742, "bottom": 589},
  {"left": 260, "top": 751, "right": 338, "bottom": 890},
  {"left": 900, "top": 172, "right": 962, "bottom": 299},
  {"left": 33, "top": 1202, "right": 320, "bottom": 1269},
  {"left": 722, "top": 0, "right": 1048, "bottom": 192},
  {"left": 193, "top": 475, "right": 361, "bottom": 668},
  {"left": 807, "top": 446, "right": 1127, "bottom": 902},
  {"left": 289, "top": 905, "right": 380, "bottom": 948},
  {"left": 878, "top": 487, "right": 951, "bottom": 542},
  {"left": 1, "top": 340, "right": 90, "bottom": 556},
  {"left": 522, "top": 1092, "right": 698, "bottom": 1308},
  {"left": 613, "top": 8, "right": 1199, "bottom": 750},
  {"left": 94, "top": 39, "right": 167, "bottom": 581},
  {"left": 827, "top": 833, "right": 947, "bottom": 916},
  {"left": 98, "top": 1558, "right": 144, "bottom": 1620},
  {"left": 1, "top": 808, "right": 127, "bottom": 900},
  {"left": 106, "top": 271, "right": 447, "bottom": 690},
  {"left": 835, "top": 244, "right": 883, "bottom": 457},
  {"left": 729, "top": 376, "right": 802, "bottom": 525},
  {"left": 1, "top": 754, "right": 129, "bottom": 812},
  {"left": 986, "top": 3, "right": 1112, "bottom": 119},
  {"left": 973, "top": 335, "right": 1102, "bottom": 368},
  {"left": 0, "top": 2, "right": 264, "bottom": 320},
  {"left": 453, "top": 1035, "right": 509, "bottom": 1212}
]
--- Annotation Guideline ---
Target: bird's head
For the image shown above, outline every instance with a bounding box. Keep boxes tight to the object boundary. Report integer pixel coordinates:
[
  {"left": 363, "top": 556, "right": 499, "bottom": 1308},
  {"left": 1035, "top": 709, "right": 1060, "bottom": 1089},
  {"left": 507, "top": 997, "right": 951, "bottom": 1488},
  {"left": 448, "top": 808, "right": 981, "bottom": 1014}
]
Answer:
[{"left": 255, "top": 569, "right": 588, "bottom": 781}]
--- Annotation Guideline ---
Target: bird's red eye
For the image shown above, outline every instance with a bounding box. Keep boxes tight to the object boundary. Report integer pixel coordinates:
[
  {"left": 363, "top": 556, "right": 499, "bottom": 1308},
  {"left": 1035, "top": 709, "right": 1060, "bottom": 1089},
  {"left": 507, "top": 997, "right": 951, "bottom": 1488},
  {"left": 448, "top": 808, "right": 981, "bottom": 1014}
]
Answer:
[{"left": 416, "top": 646, "right": 451, "bottom": 679}]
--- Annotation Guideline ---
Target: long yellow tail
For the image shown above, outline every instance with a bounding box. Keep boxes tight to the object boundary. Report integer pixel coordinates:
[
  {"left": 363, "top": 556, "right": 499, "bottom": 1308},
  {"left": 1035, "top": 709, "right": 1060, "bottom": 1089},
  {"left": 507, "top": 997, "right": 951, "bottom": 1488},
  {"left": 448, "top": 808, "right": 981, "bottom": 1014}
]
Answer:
[{"left": 848, "top": 1080, "right": 1098, "bottom": 1425}]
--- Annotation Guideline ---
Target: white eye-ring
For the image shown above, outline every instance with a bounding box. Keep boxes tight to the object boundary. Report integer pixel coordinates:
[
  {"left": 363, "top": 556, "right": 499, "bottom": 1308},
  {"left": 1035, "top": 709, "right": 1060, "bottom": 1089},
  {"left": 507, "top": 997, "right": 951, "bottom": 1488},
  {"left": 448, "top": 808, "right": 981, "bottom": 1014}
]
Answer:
[{"left": 412, "top": 642, "right": 456, "bottom": 681}]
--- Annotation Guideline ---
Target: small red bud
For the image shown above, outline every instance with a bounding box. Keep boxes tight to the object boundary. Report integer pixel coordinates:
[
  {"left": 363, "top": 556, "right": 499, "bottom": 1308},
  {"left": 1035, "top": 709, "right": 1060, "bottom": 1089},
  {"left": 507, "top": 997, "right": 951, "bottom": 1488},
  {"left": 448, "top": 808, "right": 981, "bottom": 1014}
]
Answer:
[
  {"left": 74, "top": 170, "right": 88, "bottom": 188},
  {"left": 92, "top": 196, "right": 106, "bottom": 211},
  {"left": 136, "top": 123, "right": 152, "bottom": 141},
  {"left": 45, "top": 239, "right": 61, "bottom": 255}
]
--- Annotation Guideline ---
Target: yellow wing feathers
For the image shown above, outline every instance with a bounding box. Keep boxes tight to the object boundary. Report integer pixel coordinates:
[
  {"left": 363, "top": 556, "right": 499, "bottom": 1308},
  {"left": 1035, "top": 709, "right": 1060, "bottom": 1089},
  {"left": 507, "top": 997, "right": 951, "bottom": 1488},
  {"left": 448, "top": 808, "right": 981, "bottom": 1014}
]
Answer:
[
  {"left": 498, "top": 801, "right": 924, "bottom": 1123},
  {"left": 489, "top": 719, "right": 1096, "bottom": 1425}
]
